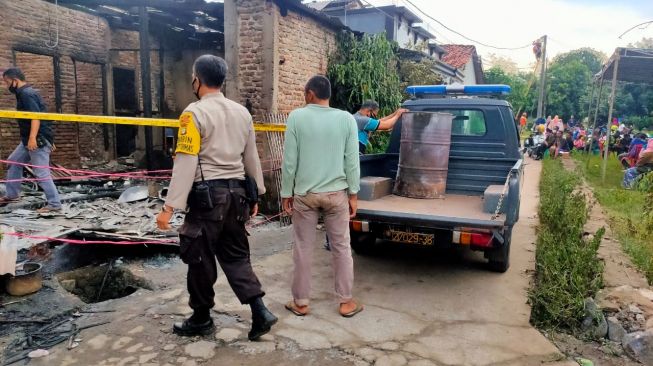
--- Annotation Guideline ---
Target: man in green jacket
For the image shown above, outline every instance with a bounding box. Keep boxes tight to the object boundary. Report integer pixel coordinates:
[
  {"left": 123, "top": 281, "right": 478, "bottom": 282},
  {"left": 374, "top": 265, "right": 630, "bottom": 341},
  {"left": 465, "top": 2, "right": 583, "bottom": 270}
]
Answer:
[{"left": 281, "top": 75, "right": 363, "bottom": 318}]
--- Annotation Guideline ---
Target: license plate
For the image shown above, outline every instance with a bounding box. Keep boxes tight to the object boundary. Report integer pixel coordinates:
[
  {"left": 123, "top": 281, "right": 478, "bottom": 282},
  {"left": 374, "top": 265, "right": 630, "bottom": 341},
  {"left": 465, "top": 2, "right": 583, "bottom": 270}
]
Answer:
[{"left": 386, "top": 229, "right": 434, "bottom": 246}]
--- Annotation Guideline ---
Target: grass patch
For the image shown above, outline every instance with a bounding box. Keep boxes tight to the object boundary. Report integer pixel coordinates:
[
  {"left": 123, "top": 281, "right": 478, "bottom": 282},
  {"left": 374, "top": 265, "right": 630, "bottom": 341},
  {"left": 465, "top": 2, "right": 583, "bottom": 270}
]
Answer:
[
  {"left": 529, "top": 158, "right": 604, "bottom": 330},
  {"left": 574, "top": 154, "right": 653, "bottom": 283}
]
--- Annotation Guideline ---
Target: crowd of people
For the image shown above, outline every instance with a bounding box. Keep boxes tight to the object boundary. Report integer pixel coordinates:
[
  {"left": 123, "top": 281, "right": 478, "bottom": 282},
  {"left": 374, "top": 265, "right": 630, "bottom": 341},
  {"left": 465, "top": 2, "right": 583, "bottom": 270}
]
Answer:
[{"left": 523, "top": 114, "right": 653, "bottom": 188}]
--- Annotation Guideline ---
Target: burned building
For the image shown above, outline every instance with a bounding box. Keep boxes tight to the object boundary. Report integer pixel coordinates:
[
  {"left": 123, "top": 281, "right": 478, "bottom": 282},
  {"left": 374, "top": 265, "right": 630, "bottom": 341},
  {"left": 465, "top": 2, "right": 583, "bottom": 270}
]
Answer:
[
  {"left": 0, "top": 0, "right": 347, "bottom": 210},
  {"left": 0, "top": 0, "right": 225, "bottom": 170}
]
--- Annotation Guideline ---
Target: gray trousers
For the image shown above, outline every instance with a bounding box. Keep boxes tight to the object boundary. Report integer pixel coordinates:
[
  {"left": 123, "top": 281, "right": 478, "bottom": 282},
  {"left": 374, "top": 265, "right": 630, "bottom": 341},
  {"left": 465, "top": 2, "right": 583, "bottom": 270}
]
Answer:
[
  {"left": 291, "top": 190, "right": 354, "bottom": 306},
  {"left": 5, "top": 143, "right": 61, "bottom": 208}
]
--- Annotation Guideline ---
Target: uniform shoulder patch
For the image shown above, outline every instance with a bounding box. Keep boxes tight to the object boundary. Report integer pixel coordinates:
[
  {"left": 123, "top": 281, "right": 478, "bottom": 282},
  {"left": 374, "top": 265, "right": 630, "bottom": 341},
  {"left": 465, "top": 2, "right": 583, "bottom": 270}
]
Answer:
[{"left": 176, "top": 111, "right": 201, "bottom": 155}]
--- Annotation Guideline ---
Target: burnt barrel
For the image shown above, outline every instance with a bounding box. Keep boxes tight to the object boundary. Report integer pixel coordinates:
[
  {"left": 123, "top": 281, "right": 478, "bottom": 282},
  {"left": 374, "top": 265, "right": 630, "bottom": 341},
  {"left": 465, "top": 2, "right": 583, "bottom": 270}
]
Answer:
[{"left": 393, "top": 112, "right": 453, "bottom": 199}]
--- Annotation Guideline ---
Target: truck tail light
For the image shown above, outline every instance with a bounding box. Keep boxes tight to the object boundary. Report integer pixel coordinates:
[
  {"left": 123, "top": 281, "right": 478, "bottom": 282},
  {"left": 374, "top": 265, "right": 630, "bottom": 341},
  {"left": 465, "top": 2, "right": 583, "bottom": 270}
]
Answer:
[
  {"left": 453, "top": 229, "right": 493, "bottom": 247},
  {"left": 470, "top": 232, "right": 493, "bottom": 247},
  {"left": 350, "top": 220, "right": 370, "bottom": 232}
]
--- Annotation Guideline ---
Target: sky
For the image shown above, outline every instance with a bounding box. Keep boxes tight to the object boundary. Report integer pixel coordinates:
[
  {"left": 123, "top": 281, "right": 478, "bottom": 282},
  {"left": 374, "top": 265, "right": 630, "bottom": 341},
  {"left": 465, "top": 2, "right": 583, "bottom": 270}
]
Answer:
[{"left": 369, "top": 0, "right": 653, "bottom": 69}]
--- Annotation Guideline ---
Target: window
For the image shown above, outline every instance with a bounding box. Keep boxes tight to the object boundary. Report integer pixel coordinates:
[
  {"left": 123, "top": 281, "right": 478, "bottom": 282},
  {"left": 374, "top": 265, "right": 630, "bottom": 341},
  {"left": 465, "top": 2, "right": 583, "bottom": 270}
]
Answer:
[{"left": 442, "top": 109, "right": 487, "bottom": 136}]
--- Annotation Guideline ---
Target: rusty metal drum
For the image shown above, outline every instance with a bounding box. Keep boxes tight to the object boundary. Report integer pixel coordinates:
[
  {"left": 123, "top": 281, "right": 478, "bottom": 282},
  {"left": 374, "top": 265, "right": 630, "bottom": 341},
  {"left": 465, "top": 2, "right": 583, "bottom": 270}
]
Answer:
[{"left": 393, "top": 112, "right": 453, "bottom": 199}]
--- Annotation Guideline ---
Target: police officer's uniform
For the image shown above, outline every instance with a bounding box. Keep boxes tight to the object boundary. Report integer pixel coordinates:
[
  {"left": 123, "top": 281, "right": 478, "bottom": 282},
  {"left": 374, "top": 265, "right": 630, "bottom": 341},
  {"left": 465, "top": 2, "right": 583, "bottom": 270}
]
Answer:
[{"left": 165, "top": 91, "right": 275, "bottom": 339}]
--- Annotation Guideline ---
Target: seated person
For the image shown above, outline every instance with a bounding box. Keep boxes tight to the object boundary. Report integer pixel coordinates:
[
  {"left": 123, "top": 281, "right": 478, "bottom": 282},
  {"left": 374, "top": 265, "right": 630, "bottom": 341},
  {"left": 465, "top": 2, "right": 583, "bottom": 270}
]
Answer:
[
  {"left": 574, "top": 135, "right": 586, "bottom": 151},
  {"left": 531, "top": 128, "right": 556, "bottom": 159},
  {"left": 617, "top": 133, "right": 632, "bottom": 155},
  {"left": 550, "top": 130, "right": 565, "bottom": 159},
  {"left": 558, "top": 132, "right": 574, "bottom": 153},
  {"left": 619, "top": 133, "right": 647, "bottom": 169},
  {"left": 623, "top": 142, "right": 653, "bottom": 188}
]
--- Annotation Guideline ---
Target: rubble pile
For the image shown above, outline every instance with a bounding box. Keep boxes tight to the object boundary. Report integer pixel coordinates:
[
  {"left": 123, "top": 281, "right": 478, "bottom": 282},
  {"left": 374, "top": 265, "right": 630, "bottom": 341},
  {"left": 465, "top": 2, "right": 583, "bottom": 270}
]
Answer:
[
  {"left": 581, "top": 286, "right": 653, "bottom": 364},
  {"left": 0, "top": 179, "right": 182, "bottom": 248}
]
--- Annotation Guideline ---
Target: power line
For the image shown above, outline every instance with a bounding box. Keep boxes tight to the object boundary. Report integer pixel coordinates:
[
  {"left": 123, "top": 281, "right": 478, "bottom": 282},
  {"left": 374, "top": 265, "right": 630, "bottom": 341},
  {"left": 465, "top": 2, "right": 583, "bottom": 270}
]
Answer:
[
  {"left": 618, "top": 20, "right": 653, "bottom": 39},
  {"left": 400, "top": 0, "right": 533, "bottom": 50},
  {"left": 357, "top": 0, "right": 395, "bottom": 21}
]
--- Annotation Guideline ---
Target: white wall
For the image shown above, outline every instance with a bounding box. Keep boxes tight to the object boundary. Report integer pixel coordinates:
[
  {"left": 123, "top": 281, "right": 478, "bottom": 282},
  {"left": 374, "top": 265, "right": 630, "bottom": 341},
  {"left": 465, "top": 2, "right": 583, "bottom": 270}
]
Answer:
[
  {"left": 459, "top": 59, "right": 477, "bottom": 84},
  {"left": 395, "top": 17, "right": 413, "bottom": 48}
]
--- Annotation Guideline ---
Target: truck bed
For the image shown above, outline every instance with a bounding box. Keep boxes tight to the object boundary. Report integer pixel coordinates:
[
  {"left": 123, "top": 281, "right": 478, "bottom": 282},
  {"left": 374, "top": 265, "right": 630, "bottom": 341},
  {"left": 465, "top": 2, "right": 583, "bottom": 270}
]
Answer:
[{"left": 357, "top": 194, "right": 506, "bottom": 228}]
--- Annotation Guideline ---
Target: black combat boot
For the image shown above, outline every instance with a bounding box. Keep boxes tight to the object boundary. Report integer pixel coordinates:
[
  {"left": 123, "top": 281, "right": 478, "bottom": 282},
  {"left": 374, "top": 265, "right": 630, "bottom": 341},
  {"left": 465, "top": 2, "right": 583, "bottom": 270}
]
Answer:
[
  {"left": 173, "top": 308, "right": 215, "bottom": 337},
  {"left": 248, "top": 296, "right": 278, "bottom": 341}
]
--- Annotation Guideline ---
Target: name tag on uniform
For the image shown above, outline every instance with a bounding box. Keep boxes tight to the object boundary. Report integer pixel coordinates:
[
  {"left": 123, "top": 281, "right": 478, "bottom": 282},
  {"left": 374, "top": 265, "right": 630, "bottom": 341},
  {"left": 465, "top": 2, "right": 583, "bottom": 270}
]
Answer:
[{"left": 176, "top": 112, "right": 201, "bottom": 155}]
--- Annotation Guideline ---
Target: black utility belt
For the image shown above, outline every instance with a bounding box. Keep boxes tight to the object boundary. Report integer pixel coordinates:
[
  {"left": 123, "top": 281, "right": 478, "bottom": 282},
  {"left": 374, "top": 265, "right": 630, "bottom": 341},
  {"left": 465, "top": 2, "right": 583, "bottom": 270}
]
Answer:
[
  {"left": 189, "top": 177, "right": 258, "bottom": 211},
  {"left": 192, "top": 179, "right": 245, "bottom": 190}
]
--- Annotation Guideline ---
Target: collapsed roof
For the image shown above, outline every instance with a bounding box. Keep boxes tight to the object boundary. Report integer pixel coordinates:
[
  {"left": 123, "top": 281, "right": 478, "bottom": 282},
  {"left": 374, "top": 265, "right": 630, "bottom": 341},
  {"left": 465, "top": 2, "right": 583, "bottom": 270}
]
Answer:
[{"left": 57, "top": 0, "right": 225, "bottom": 49}]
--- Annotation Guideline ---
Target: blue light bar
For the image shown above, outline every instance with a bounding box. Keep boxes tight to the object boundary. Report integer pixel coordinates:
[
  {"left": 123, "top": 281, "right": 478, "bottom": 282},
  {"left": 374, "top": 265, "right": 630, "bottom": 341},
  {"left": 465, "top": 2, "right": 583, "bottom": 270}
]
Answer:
[{"left": 405, "top": 84, "right": 511, "bottom": 97}]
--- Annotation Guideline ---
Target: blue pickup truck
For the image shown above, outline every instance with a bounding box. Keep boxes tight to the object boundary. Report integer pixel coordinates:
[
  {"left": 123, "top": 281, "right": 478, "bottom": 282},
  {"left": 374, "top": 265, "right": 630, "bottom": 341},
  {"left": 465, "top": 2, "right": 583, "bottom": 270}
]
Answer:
[{"left": 351, "top": 85, "right": 523, "bottom": 272}]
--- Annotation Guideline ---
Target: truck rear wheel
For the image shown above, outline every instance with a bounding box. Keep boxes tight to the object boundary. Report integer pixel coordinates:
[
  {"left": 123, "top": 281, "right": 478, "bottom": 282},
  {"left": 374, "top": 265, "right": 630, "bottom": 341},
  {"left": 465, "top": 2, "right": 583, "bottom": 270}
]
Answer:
[
  {"left": 487, "top": 228, "right": 511, "bottom": 273},
  {"left": 350, "top": 232, "right": 376, "bottom": 255}
]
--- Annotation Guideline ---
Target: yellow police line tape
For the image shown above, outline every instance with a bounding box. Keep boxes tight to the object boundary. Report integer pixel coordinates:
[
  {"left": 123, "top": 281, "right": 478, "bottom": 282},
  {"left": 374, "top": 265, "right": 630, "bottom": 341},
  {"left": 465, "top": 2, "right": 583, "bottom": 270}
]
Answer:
[{"left": 0, "top": 110, "right": 287, "bottom": 132}]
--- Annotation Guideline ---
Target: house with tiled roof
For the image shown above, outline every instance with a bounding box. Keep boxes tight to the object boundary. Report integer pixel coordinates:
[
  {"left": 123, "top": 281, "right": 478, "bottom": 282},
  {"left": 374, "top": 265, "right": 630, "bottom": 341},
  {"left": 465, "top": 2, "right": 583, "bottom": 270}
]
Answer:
[
  {"left": 307, "top": 0, "right": 461, "bottom": 82},
  {"left": 441, "top": 44, "right": 485, "bottom": 85}
]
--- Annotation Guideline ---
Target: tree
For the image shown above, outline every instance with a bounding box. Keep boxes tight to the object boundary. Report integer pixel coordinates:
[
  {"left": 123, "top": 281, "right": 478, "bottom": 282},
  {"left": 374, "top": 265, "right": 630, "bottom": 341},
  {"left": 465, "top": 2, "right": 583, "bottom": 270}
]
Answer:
[
  {"left": 485, "top": 53, "right": 520, "bottom": 75},
  {"left": 546, "top": 59, "right": 592, "bottom": 120},
  {"left": 398, "top": 58, "right": 443, "bottom": 100},
  {"left": 551, "top": 48, "right": 606, "bottom": 74},
  {"left": 545, "top": 48, "right": 606, "bottom": 122},
  {"left": 484, "top": 66, "right": 537, "bottom": 117},
  {"left": 629, "top": 37, "right": 653, "bottom": 49},
  {"left": 327, "top": 32, "right": 403, "bottom": 153},
  {"left": 327, "top": 32, "right": 402, "bottom": 116}
]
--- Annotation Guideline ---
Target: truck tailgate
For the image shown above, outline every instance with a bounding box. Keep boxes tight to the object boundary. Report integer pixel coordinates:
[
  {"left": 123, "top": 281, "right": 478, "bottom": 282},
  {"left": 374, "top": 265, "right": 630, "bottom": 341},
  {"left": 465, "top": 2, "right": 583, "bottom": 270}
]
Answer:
[{"left": 357, "top": 194, "right": 506, "bottom": 228}]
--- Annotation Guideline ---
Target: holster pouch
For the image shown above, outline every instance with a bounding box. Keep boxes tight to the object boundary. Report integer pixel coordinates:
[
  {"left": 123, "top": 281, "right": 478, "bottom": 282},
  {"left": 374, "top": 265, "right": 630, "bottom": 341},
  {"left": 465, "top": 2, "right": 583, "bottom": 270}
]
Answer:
[
  {"left": 235, "top": 192, "right": 251, "bottom": 222},
  {"left": 244, "top": 176, "right": 258, "bottom": 209},
  {"left": 188, "top": 182, "right": 214, "bottom": 210}
]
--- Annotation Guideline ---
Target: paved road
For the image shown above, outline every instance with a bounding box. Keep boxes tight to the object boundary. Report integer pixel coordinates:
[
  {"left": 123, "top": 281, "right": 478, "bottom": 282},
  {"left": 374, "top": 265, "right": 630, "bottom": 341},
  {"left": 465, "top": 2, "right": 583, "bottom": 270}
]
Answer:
[{"left": 30, "top": 159, "right": 575, "bottom": 366}]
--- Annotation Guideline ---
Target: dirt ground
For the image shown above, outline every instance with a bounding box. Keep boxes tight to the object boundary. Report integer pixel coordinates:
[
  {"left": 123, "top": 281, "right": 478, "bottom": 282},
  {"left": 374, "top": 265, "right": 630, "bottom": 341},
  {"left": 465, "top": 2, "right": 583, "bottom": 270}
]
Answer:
[{"left": 1, "top": 160, "right": 583, "bottom": 366}]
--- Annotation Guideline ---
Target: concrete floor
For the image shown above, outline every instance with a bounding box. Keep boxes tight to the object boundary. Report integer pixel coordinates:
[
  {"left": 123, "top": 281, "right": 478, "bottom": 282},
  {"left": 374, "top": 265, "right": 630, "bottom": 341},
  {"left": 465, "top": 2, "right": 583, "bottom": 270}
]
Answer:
[{"left": 16, "top": 159, "right": 578, "bottom": 366}]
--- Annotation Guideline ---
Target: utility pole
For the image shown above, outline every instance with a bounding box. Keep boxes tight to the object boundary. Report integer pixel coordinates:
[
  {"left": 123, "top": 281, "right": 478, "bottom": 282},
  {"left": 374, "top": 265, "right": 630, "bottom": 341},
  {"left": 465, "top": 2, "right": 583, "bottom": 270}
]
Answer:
[{"left": 536, "top": 35, "right": 547, "bottom": 119}]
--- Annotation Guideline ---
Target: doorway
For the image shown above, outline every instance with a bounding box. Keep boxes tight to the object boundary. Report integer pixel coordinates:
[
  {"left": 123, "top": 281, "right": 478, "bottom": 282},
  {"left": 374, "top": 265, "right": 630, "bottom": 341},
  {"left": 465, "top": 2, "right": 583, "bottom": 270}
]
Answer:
[{"left": 113, "top": 67, "right": 137, "bottom": 157}]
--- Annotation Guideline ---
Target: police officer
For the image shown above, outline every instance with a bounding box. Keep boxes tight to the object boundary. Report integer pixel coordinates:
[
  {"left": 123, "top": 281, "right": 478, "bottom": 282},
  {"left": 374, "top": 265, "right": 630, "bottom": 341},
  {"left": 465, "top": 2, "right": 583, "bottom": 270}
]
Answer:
[{"left": 155, "top": 55, "right": 277, "bottom": 340}]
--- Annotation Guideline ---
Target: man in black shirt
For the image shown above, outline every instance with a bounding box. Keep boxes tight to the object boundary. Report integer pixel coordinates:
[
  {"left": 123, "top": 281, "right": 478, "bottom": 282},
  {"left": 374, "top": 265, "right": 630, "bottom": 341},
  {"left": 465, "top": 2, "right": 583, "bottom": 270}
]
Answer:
[{"left": 0, "top": 68, "right": 61, "bottom": 212}]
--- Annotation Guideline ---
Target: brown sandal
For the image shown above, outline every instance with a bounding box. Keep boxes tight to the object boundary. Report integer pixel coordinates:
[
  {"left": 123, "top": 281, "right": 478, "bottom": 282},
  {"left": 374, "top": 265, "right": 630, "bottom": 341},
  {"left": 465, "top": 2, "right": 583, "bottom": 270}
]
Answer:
[
  {"left": 339, "top": 301, "right": 364, "bottom": 318},
  {"left": 285, "top": 301, "right": 309, "bottom": 316}
]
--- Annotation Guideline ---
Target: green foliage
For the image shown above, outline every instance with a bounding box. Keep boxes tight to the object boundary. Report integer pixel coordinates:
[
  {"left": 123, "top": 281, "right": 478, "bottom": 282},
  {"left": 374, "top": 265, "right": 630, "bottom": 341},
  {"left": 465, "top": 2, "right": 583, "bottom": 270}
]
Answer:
[
  {"left": 328, "top": 32, "right": 403, "bottom": 153},
  {"left": 367, "top": 131, "right": 391, "bottom": 154},
  {"left": 327, "top": 32, "right": 402, "bottom": 117},
  {"left": 546, "top": 58, "right": 593, "bottom": 120},
  {"left": 574, "top": 154, "right": 653, "bottom": 283},
  {"left": 529, "top": 159, "right": 604, "bottom": 330},
  {"left": 551, "top": 48, "right": 607, "bottom": 74},
  {"left": 545, "top": 47, "right": 653, "bottom": 129},
  {"left": 484, "top": 66, "right": 537, "bottom": 116},
  {"left": 636, "top": 172, "right": 653, "bottom": 236},
  {"left": 636, "top": 171, "right": 653, "bottom": 192},
  {"left": 398, "top": 59, "right": 443, "bottom": 100}
]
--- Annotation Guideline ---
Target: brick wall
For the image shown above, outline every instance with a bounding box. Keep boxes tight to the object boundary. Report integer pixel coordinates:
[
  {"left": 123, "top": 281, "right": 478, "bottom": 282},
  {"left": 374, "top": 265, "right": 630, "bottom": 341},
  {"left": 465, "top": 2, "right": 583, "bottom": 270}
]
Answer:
[
  {"left": 0, "top": 0, "right": 181, "bottom": 172},
  {"left": 9, "top": 52, "right": 80, "bottom": 168},
  {"left": 0, "top": 0, "right": 110, "bottom": 171},
  {"left": 75, "top": 61, "right": 107, "bottom": 162},
  {"left": 277, "top": 11, "right": 336, "bottom": 114},
  {"left": 235, "top": 0, "right": 267, "bottom": 118},
  {"left": 233, "top": 0, "right": 337, "bottom": 116},
  {"left": 231, "top": 0, "right": 340, "bottom": 212}
]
